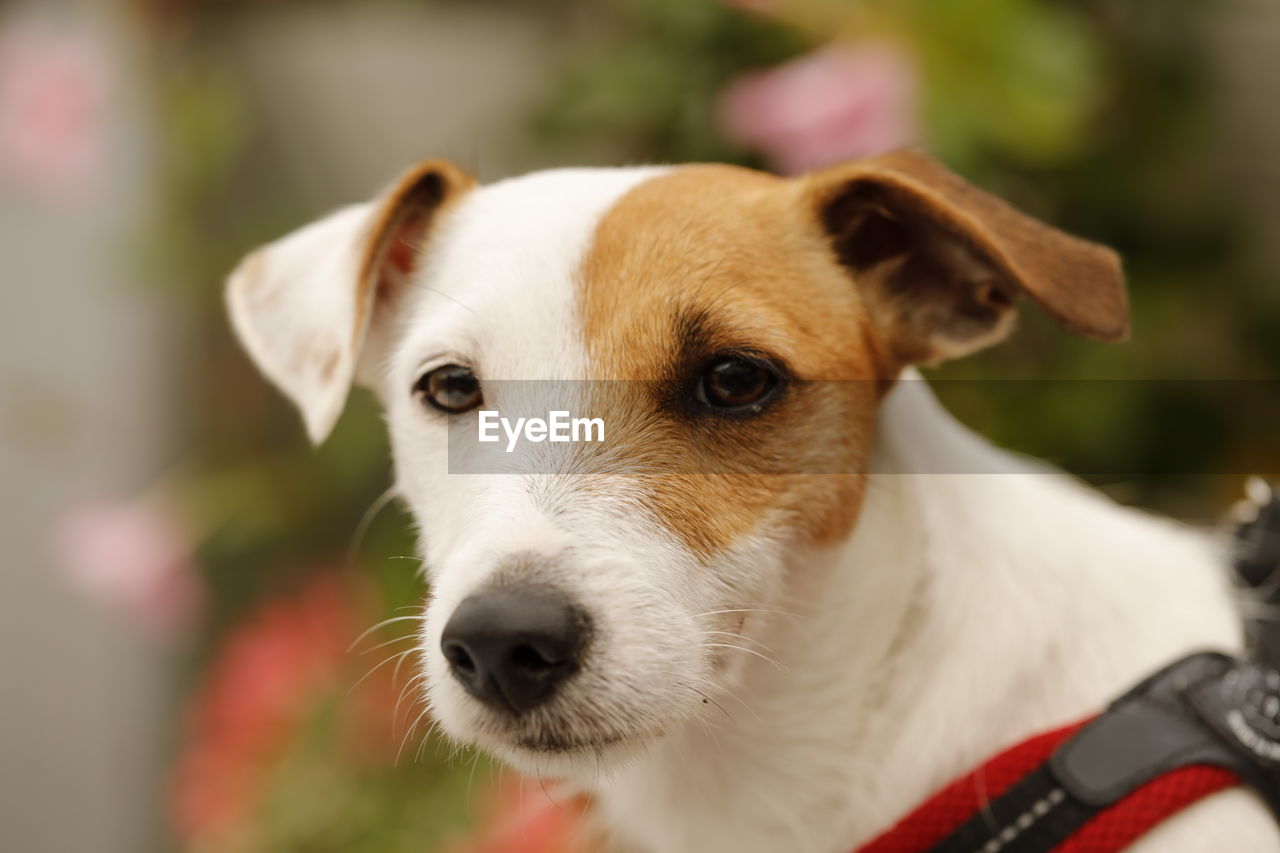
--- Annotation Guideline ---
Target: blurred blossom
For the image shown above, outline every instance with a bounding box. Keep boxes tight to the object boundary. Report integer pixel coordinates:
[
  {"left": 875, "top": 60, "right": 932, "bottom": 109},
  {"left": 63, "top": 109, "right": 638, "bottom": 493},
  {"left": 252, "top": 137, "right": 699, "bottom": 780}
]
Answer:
[
  {"left": 450, "top": 784, "right": 591, "bottom": 853},
  {"left": 719, "top": 43, "right": 919, "bottom": 174},
  {"left": 55, "top": 498, "right": 204, "bottom": 639},
  {"left": 170, "top": 572, "right": 399, "bottom": 846},
  {"left": 0, "top": 18, "right": 110, "bottom": 196}
]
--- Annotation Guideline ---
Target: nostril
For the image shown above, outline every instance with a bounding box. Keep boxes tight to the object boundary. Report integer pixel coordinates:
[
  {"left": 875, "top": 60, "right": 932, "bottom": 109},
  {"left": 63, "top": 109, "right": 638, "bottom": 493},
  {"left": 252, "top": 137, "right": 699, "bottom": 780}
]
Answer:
[
  {"left": 442, "top": 640, "right": 477, "bottom": 677},
  {"left": 509, "top": 642, "right": 558, "bottom": 672}
]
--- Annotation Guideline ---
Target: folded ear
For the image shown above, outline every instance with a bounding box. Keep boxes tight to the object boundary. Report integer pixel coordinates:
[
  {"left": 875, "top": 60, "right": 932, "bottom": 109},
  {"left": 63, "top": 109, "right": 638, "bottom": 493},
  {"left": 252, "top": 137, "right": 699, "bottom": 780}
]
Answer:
[
  {"left": 806, "top": 149, "right": 1128, "bottom": 369},
  {"left": 226, "top": 160, "right": 474, "bottom": 443}
]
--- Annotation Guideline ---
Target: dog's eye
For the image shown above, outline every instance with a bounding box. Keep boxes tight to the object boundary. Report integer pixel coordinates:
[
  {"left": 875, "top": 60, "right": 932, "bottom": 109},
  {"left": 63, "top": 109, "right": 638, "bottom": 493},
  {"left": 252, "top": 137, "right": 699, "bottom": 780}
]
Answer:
[
  {"left": 415, "top": 364, "right": 483, "bottom": 413},
  {"left": 696, "top": 355, "right": 781, "bottom": 412}
]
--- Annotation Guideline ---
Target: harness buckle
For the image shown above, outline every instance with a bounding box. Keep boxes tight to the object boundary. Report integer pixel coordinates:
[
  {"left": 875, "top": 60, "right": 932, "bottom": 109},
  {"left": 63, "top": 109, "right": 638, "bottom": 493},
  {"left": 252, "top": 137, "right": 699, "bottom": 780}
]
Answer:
[{"left": 1051, "top": 652, "right": 1280, "bottom": 820}]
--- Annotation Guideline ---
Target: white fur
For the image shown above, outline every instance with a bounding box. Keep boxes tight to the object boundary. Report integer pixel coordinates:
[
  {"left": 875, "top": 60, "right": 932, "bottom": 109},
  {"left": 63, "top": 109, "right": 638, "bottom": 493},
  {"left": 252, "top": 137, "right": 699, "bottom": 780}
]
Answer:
[
  {"left": 228, "top": 164, "right": 1277, "bottom": 852},
  {"left": 226, "top": 203, "right": 375, "bottom": 442}
]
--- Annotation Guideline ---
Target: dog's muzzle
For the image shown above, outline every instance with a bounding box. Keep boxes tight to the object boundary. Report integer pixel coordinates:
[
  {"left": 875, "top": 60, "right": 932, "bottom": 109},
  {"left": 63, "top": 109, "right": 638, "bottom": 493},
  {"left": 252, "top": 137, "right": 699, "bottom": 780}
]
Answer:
[{"left": 440, "top": 584, "right": 590, "bottom": 714}]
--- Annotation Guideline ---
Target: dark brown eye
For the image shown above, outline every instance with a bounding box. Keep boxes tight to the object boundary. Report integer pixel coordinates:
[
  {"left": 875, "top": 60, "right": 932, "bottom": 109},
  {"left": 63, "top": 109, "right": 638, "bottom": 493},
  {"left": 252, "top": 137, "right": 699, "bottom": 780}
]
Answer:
[
  {"left": 415, "top": 364, "right": 483, "bottom": 413},
  {"left": 697, "top": 356, "right": 780, "bottom": 412}
]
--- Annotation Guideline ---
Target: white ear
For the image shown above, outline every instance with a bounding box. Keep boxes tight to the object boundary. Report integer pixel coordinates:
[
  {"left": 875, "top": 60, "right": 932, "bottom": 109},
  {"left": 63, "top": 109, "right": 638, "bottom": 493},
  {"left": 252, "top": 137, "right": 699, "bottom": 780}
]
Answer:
[
  {"left": 225, "top": 160, "right": 473, "bottom": 443},
  {"left": 227, "top": 204, "right": 374, "bottom": 442}
]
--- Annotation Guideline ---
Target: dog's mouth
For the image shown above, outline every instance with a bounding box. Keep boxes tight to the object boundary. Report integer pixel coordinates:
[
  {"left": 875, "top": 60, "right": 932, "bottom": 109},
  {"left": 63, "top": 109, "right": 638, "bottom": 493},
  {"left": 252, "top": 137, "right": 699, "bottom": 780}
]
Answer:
[
  {"left": 482, "top": 710, "right": 658, "bottom": 756},
  {"left": 512, "top": 729, "right": 634, "bottom": 754},
  {"left": 468, "top": 707, "right": 664, "bottom": 764}
]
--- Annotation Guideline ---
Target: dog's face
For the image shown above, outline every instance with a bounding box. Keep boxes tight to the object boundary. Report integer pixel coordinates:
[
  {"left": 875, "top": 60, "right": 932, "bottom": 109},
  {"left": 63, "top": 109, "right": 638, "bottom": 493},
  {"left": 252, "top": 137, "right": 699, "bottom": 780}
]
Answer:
[{"left": 227, "top": 153, "right": 1127, "bottom": 775}]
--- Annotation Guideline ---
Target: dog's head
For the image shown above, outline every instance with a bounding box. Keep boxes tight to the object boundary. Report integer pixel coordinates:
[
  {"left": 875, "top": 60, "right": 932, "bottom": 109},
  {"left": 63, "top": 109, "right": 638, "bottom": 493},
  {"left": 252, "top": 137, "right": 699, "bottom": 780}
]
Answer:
[{"left": 227, "top": 152, "right": 1127, "bottom": 774}]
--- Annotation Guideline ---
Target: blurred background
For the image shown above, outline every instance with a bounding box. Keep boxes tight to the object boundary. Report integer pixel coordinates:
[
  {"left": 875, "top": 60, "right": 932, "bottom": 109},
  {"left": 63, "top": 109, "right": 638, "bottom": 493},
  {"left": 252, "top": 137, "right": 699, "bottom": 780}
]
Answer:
[{"left": 1, "top": 0, "right": 1277, "bottom": 851}]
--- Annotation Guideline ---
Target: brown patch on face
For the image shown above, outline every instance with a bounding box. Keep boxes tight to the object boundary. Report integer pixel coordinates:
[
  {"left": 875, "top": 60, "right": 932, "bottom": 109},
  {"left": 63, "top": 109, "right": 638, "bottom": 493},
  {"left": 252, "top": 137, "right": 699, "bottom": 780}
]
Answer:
[{"left": 577, "top": 166, "right": 889, "bottom": 558}]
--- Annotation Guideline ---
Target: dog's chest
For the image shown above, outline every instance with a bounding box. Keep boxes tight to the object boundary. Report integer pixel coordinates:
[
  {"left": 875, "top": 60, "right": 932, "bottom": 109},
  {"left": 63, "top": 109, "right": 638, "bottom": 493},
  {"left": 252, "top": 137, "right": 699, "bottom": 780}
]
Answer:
[{"left": 596, "top": 719, "right": 869, "bottom": 853}]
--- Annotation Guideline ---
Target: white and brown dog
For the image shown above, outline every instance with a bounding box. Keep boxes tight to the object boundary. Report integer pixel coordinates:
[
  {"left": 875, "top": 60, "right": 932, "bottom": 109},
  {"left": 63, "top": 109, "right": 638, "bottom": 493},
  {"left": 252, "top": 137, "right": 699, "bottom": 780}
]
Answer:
[{"left": 227, "top": 151, "right": 1275, "bottom": 851}]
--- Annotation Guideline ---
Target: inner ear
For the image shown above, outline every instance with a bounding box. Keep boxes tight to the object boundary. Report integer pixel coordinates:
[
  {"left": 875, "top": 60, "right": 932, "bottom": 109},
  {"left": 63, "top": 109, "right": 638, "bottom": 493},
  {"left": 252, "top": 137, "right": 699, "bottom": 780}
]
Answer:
[
  {"left": 825, "top": 183, "right": 914, "bottom": 270},
  {"left": 825, "top": 179, "right": 1019, "bottom": 366},
  {"left": 350, "top": 160, "right": 471, "bottom": 384},
  {"left": 362, "top": 168, "right": 450, "bottom": 309},
  {"left": 351, "top": 164, "right": 469, "bottom": 386}
]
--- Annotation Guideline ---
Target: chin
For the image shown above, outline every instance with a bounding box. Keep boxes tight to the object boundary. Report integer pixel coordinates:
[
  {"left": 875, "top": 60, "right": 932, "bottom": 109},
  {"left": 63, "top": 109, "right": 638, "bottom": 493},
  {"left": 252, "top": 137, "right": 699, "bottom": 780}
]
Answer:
[
  {"left": 431, "top": 683, "right": 671, "bottom": 779},
  {"left": 487, "top": 729, "right": 654, "bottom": 778}
]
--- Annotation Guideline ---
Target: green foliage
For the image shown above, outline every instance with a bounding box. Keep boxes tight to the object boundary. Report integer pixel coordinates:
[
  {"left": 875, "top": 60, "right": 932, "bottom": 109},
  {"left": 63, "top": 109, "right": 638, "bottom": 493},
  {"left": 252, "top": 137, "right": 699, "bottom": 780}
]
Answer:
[
  {"left": 534, "top": 0, "right": 808, "bottom": 163},
  {"left": 533, "top": 0, "right": 1106, "bottom": 170},
  {"left": 902, "top": 0, "right": 1103, "bottom": 167},
  {"left": 252, "top": 709, "right": 484, "bottom": 853}
]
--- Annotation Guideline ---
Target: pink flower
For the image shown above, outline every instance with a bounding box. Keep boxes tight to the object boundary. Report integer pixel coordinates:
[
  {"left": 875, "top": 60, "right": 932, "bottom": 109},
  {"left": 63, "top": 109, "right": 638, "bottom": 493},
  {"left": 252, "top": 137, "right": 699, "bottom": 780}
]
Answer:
[
  {"left": 170, "top": 572, "right": 402, "bottom": 845},
  {"left": 171, "top": 577, "right": 346, "bottom": 842},
  {"left": 55, "top": 498, "right": 203, "bottom": 639},
  {"left": 447, "top": 782, "right": 591, "bottom": 853},
  {"left": 0, "top": 19, "right": 110, "bottom": 196},
  {"left": 719, "top": 43, "right": 920, "bottom": 174}
]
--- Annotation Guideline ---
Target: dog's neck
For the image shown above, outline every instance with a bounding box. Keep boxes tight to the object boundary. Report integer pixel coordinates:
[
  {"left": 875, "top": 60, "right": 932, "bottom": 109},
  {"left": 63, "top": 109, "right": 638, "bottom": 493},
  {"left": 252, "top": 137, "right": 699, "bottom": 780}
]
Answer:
[{"left": 592, "top": 374, "right": 1244, "bottom": 853}]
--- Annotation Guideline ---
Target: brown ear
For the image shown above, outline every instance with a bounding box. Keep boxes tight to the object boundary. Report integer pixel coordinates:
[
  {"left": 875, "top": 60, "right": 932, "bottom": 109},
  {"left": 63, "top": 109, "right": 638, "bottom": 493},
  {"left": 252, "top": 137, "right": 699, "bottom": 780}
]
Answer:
[
  {"left": 226, "top": 159, "right": 474, "bottom": 442},
  {"left": 807, "top": 149, "right": 1128, "bottom": 368}
]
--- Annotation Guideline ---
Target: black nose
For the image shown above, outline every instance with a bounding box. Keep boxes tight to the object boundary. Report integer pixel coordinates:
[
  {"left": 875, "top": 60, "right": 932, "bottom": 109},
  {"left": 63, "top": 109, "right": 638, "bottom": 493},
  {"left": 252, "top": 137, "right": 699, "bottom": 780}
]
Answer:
[{"left": 440, "top": 586, "right": 589, "bottom": 714}]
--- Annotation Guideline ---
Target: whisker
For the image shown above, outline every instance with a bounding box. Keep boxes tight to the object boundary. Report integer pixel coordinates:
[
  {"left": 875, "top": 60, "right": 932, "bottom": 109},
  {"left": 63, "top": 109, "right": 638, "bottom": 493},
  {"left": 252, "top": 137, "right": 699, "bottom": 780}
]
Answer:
[
  {"left": 348, "top": 485, "right": 399, "bottom": 561},
  {"left": 391, "top": 644, "right": 418, "bottom": 684},
  {"left": 416, "top": 284, "right": 481, "bottom": 319},
  {"left": 466, "top": 750, "right": 483, "bottom": 811},
  {"left": 349, "top": 647, "right": 415, "bottom": 694},
  {"left": 536, "top": 771, "right": 561, "bottom": 808},
  {"left": 693, "top": 607, "right": 798, "bottom": 620},
  {"left": 418, "top": 720, "right": 446, "bottom": 765},
  {"left": 676, "top": 680, "right": 732, "bottom": 721},
  {"left": 702, "top": 642, "right": 784, "bottom": 670},
  {"left": 346, "top": 615, "right": 420, "bottom": 653},
  {"left": 394, "top": 672, "right": 427, "bottom": 725},
  {"left": 442, "top": 739, "right": 470, "bottom": 767},
  {"left": 396, "top": 705, "right": 433, "bottom": 766},
  {"left": 712, "top": 683, "right": 762, "bottom": 724},
  {"left": 702, "top": 629, "right": 777, "bottom": 656},
  {"left": 359, "top": 632, "right": 416, "bottom": 655}
]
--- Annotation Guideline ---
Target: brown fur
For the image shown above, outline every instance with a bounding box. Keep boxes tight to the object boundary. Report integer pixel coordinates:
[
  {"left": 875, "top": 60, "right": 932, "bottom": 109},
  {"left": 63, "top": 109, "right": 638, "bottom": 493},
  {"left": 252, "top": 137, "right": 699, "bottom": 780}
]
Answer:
[
  {"left": 578, "top": 166, "right": 883, "bottom": 558},
  {"left": 808, "top": 149, "right": 1129, "bottom": 359}
]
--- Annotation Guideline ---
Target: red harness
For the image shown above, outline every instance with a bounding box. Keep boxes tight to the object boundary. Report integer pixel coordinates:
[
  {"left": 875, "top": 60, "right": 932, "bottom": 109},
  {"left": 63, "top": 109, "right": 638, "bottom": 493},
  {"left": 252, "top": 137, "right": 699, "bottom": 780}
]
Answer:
[{"left": 854, "top": 718, "right": 1239, "bottom": 853}]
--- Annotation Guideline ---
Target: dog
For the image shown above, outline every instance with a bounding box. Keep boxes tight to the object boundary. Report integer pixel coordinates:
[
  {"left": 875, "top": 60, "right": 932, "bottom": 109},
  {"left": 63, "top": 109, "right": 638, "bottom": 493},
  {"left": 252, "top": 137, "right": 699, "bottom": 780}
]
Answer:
[{"left": 226, "top": 151, "right": 1277, "bottom": 852}]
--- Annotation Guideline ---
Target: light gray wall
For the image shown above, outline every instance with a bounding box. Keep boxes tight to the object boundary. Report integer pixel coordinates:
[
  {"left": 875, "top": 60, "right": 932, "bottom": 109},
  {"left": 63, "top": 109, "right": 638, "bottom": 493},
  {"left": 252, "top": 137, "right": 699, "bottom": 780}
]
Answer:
[
  {"left": 0, "top": 6, "right": 171, "bottom": 853},
  {"left": 0, "top": 3, "right": 562, "bottom": 851}
]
